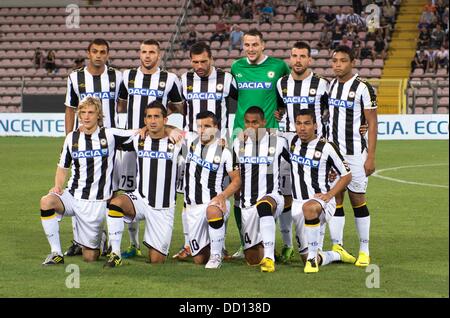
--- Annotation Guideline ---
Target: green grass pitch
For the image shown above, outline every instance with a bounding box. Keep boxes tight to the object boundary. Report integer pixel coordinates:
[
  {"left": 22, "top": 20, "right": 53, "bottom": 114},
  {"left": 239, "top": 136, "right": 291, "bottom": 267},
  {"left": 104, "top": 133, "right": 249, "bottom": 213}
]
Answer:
[{"left": 0, "top": 137, "right": 448, "bottom": 298}]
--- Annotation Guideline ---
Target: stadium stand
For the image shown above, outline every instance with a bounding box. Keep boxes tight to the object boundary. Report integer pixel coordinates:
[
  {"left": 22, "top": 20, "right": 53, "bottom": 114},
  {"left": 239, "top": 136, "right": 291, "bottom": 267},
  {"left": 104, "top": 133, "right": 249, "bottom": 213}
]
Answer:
[{"left": 0, "top": 0, "right": 447, "bottom": 114}]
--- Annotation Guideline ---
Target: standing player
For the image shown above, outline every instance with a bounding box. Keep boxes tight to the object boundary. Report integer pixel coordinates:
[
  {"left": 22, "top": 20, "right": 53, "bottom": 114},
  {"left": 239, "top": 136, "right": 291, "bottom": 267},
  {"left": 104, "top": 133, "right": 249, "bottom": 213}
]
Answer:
[
  {"left": 276, "top": 41, "right": 331, "bottom": 263},
  {"left": 173, "top": 42, "right": 238, "bottom": 260},
  {"left": 39, "top": 97, "right": 136, "bottom": 265},
  {"left": 104, "top": 101, "right": 183, "bottom": 266},
  {"left": 183, "top": 111, "right": 241, "bottom": 268},
  {"left": 287, "top": 109, "right": 355, "bottom": 273},
  {"left": 231, "top": 28, "right": 290, "bottom": 258},
  {"left": 64, "top": 38, "right": 123, "bottom": 256},
  {"left": 327, "top": 46, "right": 378, "bottom": 267},
  {"left": 233, "top": 106, "right": 289, "bottom": 273},
  {"left": 117, "top": 39, "right": 184, "bottom": 258}
]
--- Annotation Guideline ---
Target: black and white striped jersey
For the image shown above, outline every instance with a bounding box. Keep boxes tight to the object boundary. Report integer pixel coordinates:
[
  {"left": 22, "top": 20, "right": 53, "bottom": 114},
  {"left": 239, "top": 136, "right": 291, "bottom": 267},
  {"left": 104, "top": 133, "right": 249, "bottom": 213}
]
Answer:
[
  {"left": 65, "top": 66, "right": 122, "bottom": 129},
  {"left": 58, "top": 127, "right": 135, "bottom": 201},
  {"left": 233, "top": 132, "right": 289, "bottom": 208},
  {"left": 119, "top": 67, "right": 183, "bottom": 129},
  {"left": 287, "top": 135, "right": 351, "bottom": 200},
  {"left": 181, "top": 67, "right": 238, "bottom": 136},
  {"left": 328, "top": 74, "right": 377, "bottom": 156},
  {"left": 277, "top": 72, "right": 329, "bottom": 137},
  {"left": 122, "top": 135, "right": 183, "bottom": 209},
  {"left": 183, "top": 133, "right": 236, "bottom": 205}
]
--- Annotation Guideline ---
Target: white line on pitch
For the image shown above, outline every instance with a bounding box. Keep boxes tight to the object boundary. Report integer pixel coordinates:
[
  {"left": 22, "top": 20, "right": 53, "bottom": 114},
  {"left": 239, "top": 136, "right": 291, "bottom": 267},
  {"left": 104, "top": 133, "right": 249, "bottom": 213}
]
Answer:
[{"left": 372, "top": 163, "right": 449, "bottom": 188}]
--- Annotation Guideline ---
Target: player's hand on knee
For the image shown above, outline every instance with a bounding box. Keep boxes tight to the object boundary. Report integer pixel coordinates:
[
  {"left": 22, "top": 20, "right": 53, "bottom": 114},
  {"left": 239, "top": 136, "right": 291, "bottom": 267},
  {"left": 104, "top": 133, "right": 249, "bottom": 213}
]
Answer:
[
  {"left": 314, "top": 192, "right": 332, "bottom": 203},
  {"left": 49, "top": 186, "right": 63, "bottom": 195},
  {"left": 209, "top": 194, "right": 226, "bottom": 213}
]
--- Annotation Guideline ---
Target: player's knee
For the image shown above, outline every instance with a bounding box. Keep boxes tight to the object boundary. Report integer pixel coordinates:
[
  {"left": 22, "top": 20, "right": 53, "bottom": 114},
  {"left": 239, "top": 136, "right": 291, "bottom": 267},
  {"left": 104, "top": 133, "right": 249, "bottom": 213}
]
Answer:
[
  {"left": 353, "top": 203, "right": 370, "bottom": 218},
  {"left": 208, "top": 216, "right": 224, "bottom": 229},
  {"left": 302, "top": 201, "right": 320, "bottom": 219},
  {"left": 256, "top": 200, "right": 274, "bottom": 218},
  {"left": 40, "top": 195, "right": 55, "bottom": 210},
  {"left": 283, "top": 195, "right": 292, "bottom": 209},
  {"left": 108, "top": 203, "right": 124, "bottom": 218},
  {"left": 206, "top": 204, "right": 223, "bottom": 220}
]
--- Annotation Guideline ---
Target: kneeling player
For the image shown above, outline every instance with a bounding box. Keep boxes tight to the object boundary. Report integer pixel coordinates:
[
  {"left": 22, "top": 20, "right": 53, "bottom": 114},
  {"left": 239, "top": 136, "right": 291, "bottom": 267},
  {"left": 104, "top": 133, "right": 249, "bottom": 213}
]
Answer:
[
  {"left": 39, "top": 97, "right": 136, "bottom": 265},
  {"left": 233, "top": 107, "right": 290, "bottom": 273},
  {"left": 287, "top": 109, "right": 356, "bottom": 273},
  {"left": 104, "top": 101, "right": 183, "bottom": 266},
  {"left": 183, "top": 111, "right": 240, "bottom": 268}
]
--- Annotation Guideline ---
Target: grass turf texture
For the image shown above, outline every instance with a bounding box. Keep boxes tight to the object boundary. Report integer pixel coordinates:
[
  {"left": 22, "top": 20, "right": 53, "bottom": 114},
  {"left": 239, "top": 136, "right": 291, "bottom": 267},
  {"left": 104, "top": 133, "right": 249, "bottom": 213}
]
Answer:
[{"left": 0, "top": 137, "right": 448, "bottom": 297}]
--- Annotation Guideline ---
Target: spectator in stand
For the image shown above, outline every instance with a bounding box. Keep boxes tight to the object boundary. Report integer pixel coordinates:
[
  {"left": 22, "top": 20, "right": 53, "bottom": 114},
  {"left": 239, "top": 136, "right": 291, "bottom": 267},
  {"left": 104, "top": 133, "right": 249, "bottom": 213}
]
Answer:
[
  {"left": 359, "top": 41, "right": 374, "bottom": 60},
  {"left": 435, "top": 46, "right": 449, "bottom": 73},
  {"left": 393, "top": 0, "right": 402, "bottom": 14},
  {"left": 331, "top": 24, "right": 344, "bottom": 49},
  {"left": 222, "top": 0, "right": 234, "bottom": 18},
  {"left": 383, "top": 1, "right": 397, "bottom": 26},
  {"left": 346, "top": 25, "right": 357, "bottom": 41},
  {"left": 241, "top": 2, "right": 254, "bottom": 19},
  {"left": 229, "top": 24, "right": 244, "bottom": 52},
  {"left": 346, "top": 7, "right": 365, "bottom": 31},
  {"left": 259, "top": 1, "right": 275, "bottom": 24},
  {"left": 210, "top": 18, "right": 230, "bottom": 47},
  {"left": 317, "top": 29, "right": 333, "bottom": 50},
  {"left": 430, "top": 24, "right": 446, "bottom": 49},
  {"left": 305, "top": 4, "right": 319, "bottom": 23},
  {"left": 33, "top": 47, "right": 44, "bottom": 69},
  {"left": 435, "top": 0, "right": 446, "bottom": 20},
  {"left": 45, "top": 50, "right": 57, "bottom": 74},
  {"left": 417, "top": 26, "right": 431, "bottom": 50},
  {"left": 423, "top": 0, "right": 437, "bottom": 13},
  {"left": 418, "top": 9, "right": 437, "bottom": 30},
  {"left": 319, "top": 7, "right": 336, "bottom": 29},
  {"left": 339, "top": 35, "right": 353, "bottom": 49},
  {"left": 335, "top": 7, "right": 349, "bottom": 28},
  {"left": 201, "top": 0, "right": 215, "bottom": 15},
  {"left": 182, "top": 25, "right": 198, "bottom": 51},
  {"left": 295, "top": 0, "right": 306, "bottom": 23},
  {"left": 411, "top": 49, "right": 430, "bottom": 73},
  {"left": 373, "top": 34, "right": 387, "bottom": 60}
]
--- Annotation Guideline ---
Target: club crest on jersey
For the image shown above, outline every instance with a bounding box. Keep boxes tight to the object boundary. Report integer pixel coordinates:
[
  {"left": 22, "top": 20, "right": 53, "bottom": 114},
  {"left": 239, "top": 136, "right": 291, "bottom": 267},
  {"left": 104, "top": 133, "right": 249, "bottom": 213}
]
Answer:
[
  {"left": 159, "top": 81, "right": 166, "bottom": 88},
  {"left": 239, "top": 156, "right": 274, "bottom": 165},
  {"left": 267, "top": 71, "right": 275, "bottom": 78},
  {"left": 100, "top": 138, "right": 107, "bottom": 146},
  {"left": 110, "top": 82, "right": 115, "bottom": 89},
  {"left": 216, "top": 84, "right": 223, "bottom": 91},
  {"left": 213, "top": 155, "right": 221, "bottom": 163},
  {"left": 268, "top": 147, "right": 275, "bottom": 155},
  {"left": 348, "top": 91, "right": 356, "bottom": 98},
  {"left": 73, "top": 149, "right": 108, "bottom": 159},
  {"left": 313, "top": 151, "right": 322, "bottom": 160},
  {"left": 187, "top": 153, "right": 219, "bottom": 171},
  {"left": 137, "top": 150, "right": 173, "bottom": 160},
  {"left": 309, "top": 88, "right": 316, "bottom": 95},
  {"left": 168, "top": 143, "right": 174, "bottom": 150},
  {"left": 289, "top": 153, "right": 319, "bottom": 168}
]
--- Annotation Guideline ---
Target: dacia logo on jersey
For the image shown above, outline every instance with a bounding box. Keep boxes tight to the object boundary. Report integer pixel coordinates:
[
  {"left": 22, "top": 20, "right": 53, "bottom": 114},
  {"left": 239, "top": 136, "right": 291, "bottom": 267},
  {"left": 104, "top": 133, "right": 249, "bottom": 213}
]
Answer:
[
  {"left": 238, "top": 82, "right": 272, "bottom": 90},
  {"left": 73, "top": 149, "right": 108, "bottom": 159},
  {"left": 137, "top": 150, "right": 173, "bottom": 160},
  {"left": 186, "top": 92, "right": 222, "bottom": 100},
  {"left": 80, "top": 91, "right": 115, "bottom": 100},
  {"left": 239, "top": 156, "right": 274, "bottom": 165},
  {"left": 128, "top": 88, "right": 164, "bottom": 97},
  {"left": 187, "top": 153, "right": 219, "bottom": 171},
  {"left": 289, "top": 153, "right": 319, "bottom": 168},
  {"left": 283, "top": 96, "right": 315, "bottom": 104},
  {"left": 328, "top": 98, "right": 354, "bottom": 109}
]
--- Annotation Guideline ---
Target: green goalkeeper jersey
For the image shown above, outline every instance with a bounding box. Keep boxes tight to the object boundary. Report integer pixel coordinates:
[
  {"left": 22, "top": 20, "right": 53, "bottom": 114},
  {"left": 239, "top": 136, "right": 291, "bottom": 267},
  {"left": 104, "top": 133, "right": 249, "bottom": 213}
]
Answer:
[{"left": 231, "top": 56, "right": 290, "bottom": 132}]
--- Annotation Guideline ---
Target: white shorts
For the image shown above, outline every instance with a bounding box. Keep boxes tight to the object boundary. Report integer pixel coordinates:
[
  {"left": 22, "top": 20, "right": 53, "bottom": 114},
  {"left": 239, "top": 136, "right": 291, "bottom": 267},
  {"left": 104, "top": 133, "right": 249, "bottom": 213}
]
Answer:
[
  {"left": 185, "top": 201, "right": 230, "bottom": 256},
  {"left": 119, "top": 151, "right": 137, "bottom": 191},
  {"left": 124, "top": 191, "right": 174, "bottom": 255},
  {"left": 344, "top": 150, "right": 368, "bottom": 194},
  {"left": 112, "top": 152, "right": 122, "bottom": 192},
  {"left": 241, "top": 193, "right": 284, "bottom": 250},
  {"left": 55, "top": 190, "right": 106, "bottom": 249}
]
